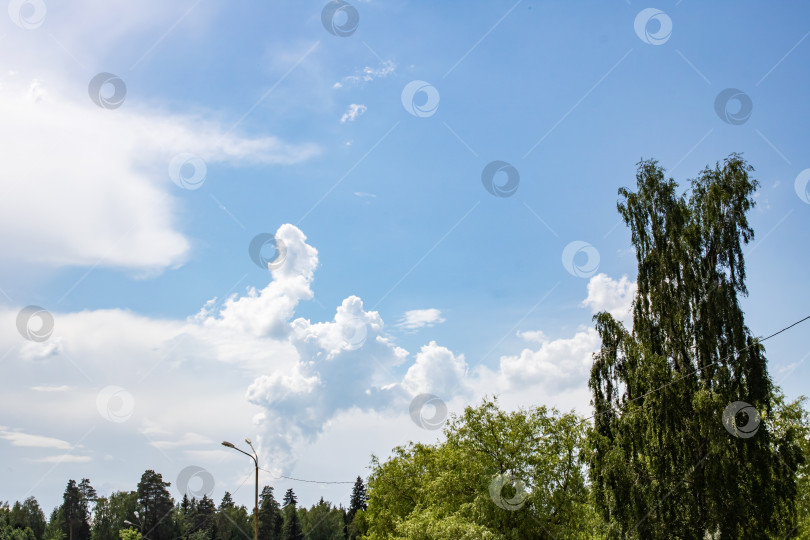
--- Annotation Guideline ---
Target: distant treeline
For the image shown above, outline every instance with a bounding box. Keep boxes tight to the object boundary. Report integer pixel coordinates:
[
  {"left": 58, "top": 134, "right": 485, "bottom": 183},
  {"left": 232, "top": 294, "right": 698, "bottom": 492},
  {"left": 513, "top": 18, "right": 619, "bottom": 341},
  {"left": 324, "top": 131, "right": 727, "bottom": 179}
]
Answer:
[{"left": 0, "top": 472, "right": 368, "bottom": 540}]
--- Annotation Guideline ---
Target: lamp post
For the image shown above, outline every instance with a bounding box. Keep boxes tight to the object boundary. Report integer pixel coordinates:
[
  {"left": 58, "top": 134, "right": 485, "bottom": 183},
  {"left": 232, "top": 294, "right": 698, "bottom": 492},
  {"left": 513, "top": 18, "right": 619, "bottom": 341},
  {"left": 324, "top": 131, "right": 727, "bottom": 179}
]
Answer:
[{"left": 222, "top": 439, "right": 259, "bottom": 540}]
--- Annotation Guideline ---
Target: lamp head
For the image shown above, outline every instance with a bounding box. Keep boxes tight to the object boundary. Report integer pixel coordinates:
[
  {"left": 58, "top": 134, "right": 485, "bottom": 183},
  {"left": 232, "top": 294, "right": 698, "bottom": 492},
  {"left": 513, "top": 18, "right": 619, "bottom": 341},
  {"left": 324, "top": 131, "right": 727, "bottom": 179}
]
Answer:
[
  {"left": 221, "top": 441, "right": 235, "bottom": 448},
  {"left": 245, "top": 437, "right": 251, "bottom": 445}
]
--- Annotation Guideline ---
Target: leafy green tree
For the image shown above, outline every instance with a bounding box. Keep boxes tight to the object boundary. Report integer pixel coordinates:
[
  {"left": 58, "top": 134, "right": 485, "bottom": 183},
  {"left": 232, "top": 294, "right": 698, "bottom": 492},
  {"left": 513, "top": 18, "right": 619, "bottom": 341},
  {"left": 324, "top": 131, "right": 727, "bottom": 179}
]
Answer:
[
  {"left": 257, "top": 487, "right": 282, "bottom": 540},
  {"left": 136, "top": 471, "right": 175, "bottom": 540},
  {"left": 8, "top": 498, "right": 46, "bottom": 540},
  {"left": 280, "top": 490, "right": 302, "bottom": 540},
  {"left": 363, "top": 397, "right": 602, "bottom": 539},
  {"left": 117, "top": 530, "right": 140, "bottom": 540},
  {"left": 588, "top": 155, "right": 804, "bottom": 538},
  {"left": 92, "top": 492, "right": 139, "bottom": 540}
]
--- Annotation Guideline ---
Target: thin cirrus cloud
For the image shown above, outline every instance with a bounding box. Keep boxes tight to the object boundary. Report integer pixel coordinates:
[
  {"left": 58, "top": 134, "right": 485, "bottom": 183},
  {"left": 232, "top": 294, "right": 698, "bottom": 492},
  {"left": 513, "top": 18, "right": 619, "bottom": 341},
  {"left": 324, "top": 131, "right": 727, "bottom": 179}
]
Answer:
[
  {"left": 0, "top": 428, "right": 74, "bottom": 450},
  {"left": 396, "top": 308, "right": 446, "bottom": 330},
  {"left": 333, "top": 60, "right": 396, "bottom": 88}
]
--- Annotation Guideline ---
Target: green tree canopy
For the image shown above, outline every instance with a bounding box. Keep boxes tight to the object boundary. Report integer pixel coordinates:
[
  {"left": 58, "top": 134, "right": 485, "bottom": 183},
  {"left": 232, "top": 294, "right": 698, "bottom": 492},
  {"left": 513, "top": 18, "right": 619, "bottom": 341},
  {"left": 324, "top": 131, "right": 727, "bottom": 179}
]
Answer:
[
  {"left": 588, "top": 155, "right": 805, "bottom": 538},
  {"left": 136, "top": 471, "right": 175, "bottom": 540},
  {"left": 363, "top": 397, "right": 602, "bottom": 539}
]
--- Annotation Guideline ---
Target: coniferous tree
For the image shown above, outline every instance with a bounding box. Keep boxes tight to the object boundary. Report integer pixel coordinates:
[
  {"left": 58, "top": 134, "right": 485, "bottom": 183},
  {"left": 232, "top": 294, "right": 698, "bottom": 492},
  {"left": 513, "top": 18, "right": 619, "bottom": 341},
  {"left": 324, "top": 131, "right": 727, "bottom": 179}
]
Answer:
[
  {"left": 347, "top": 477, "right": 367, "bottom": 525},
  {"left": 43, "top": 507, "right": 64, "bottom": 540},
  {"left": 189, "top": 496, "right": 215, "bottom": 540},
  {"left": 213, "top": 493, "right": 249, "bottom": 540},
  {"left": 136, "top": 471, "right": 175, "bottom": 540},
  {"left": 588, "top": 155, "right": 805, "bottom": 538},
  {"left": 62, "top": 480, "right": 93, "bottom": 540},
  {"left": 257, "top": 487, "right": 282, "bottom": 540},
  {"left": 280, "top": 490, "right": 302, "bottom": 540}
]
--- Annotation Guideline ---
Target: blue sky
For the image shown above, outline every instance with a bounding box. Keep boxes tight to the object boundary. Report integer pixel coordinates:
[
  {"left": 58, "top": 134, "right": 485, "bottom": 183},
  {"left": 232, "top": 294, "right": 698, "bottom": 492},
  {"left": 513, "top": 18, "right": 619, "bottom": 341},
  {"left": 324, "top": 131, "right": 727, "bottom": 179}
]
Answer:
[{"left": 1, "top": 0, "right": 809, "bottom": 515}]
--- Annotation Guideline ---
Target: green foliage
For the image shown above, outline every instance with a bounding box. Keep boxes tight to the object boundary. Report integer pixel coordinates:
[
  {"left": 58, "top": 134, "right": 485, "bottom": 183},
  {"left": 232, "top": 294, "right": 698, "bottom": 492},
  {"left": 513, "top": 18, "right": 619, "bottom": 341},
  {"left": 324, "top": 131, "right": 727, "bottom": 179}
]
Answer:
[
  {"left": 588, "top": 155, "right": 805, "bottom": 538},
  {"left": 116, "top": 529, "right": 140, "bottom": 540},
  {"left": 257, "top": 487, "right": 282, "bottom": 540},
  {"left": 136, "top": 471, "right": 175, "bottom": 540},
  {"left": 6, "top": 498, "right": 46, "bottom": 540},
  {"left": 213, "top": 493, "right": 250, "bottom": 540},
  {"left": 363, "top": 397, "right": 604, "bottom": 539},
  {"left": 43, "top": 507, "right": 64, "bottom": 540},
  {"left": 91, "top": 492, "right": 138, "bottom": 540},
  {"left": 298, "top": 498, "right": 344, "bottom": 540},
  {"left": 62, "top": 480, "right": 94, "bottom": 540},
  {"left": 280, "top": 490, "right": 302, "bottom": 540}
]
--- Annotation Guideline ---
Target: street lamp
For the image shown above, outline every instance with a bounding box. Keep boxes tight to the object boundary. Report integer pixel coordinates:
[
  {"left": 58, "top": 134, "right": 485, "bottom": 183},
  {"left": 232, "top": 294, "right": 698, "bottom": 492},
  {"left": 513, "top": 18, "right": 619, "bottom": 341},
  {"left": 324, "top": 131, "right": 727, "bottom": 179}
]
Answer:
[{"left": 222, "top": 439, "right": 259, "bottom": 540}]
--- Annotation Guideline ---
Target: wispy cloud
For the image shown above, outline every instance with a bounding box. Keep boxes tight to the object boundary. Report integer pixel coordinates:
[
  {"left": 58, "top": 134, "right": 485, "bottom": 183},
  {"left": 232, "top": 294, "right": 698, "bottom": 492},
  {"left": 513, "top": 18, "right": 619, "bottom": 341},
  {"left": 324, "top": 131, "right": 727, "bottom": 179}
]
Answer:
[
  {"left": 0, "top": 428, "right": 74, "bottom": 449},
  {"left": 340, "top": 104, "right": 367, "bottom": 123},
  {"left": 397, "top": 309, "right": 446, "bottom": 330},
  {"left": 30, "top": 385, "right": 70, "bottom": 392},
  {"left": 333, "top": 60, "right": 396, "bottom": 88},
  {"left": 32, "top": 454, "right": 92, "bottom": 463}
]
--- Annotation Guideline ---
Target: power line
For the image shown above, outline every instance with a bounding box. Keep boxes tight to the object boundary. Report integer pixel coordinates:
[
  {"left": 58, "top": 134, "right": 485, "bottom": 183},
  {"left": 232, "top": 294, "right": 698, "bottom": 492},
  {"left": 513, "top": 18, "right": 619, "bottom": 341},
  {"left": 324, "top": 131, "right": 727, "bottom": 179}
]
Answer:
[
  {"left": 259, "top": 467, "right": 355, "bottom": 485},
  {"left": 584, "top": 313, "right": 810, "bottom": 425}
]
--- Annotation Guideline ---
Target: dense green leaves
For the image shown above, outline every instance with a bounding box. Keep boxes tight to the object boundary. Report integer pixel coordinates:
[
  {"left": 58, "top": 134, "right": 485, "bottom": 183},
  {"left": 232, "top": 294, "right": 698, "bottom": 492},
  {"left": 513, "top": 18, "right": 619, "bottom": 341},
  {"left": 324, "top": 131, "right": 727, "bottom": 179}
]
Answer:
[
  {"left": 589, "top": 155, "right": 805, "bottom": 538},
  {"left": 363, "top": 398, "right": 604, "bottom": 539}
]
